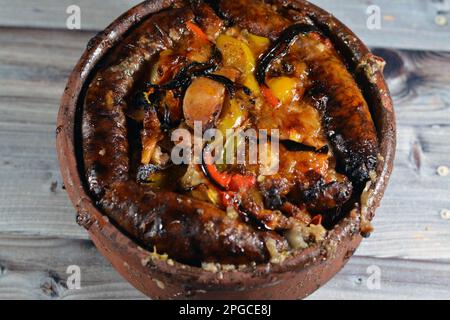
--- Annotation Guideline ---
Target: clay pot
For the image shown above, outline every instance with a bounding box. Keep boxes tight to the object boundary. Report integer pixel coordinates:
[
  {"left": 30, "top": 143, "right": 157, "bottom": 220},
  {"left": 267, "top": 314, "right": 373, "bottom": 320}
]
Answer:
[{"left": 57, "top": 0, "right": 396, "bottom": 299}]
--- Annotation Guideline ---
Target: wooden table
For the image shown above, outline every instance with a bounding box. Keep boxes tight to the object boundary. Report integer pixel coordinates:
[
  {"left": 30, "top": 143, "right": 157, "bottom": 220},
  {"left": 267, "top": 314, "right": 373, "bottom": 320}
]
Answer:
[{"left": 0, "top": 0, "right": 449, "bottom": 300}]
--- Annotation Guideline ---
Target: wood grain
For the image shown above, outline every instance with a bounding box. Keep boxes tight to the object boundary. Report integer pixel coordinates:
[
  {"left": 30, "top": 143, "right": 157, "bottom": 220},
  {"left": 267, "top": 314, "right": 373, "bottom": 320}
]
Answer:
[
  {"left": 357, "top": 49, "right": 450, "bottom": 260},
  {"left": 0, "top": 10, "right": 449, "bottom": 298},
  {"left": 1, "top": 28, "right": 449, "bottom": 259},
  {"left": 311, "top": 0, "right": 450, "bottom": 51},
  {"left": 0, "top": 235, "right": 448, "bottom": 300},
  {"left": 309, "top": 257, "right": 450, "bottom": 300},
  {"left": 0, "top": 236, "right": 145, "bottom": 300},
  {"left": 0, "top": 0, "right": 449, "bottom": 51},
  {"left": 0, "top": 28, "right": 93, "bottom": 240},
  {"left": 0, "top": 0, "right": 142, "bottom": 32}
]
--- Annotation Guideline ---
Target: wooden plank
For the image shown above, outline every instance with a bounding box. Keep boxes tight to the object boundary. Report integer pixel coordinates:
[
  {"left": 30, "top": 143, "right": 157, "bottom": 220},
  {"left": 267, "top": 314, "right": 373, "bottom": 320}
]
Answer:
[
  {"left": 0, "top": 0, "right": 141, "bottom": 31},
  {"left": 0, "top": 28, "right": 93, "bottom": 240},
  {"left": 1, "top": 27, "right": 450, "bottom": 300},
  {"left": 0, "top": 236, "right": 145, "bottom": 299},
  {"left": 1, "top": 27, "right": 450, "bottom": 260},
  {"left": 311, "top": 0, "right": 450, "bottom": 51},
  {"left": 0, "top": 235, "right": 448, "bottom": 299},
  {"left": 309, "top": 256, "right": 450, "bottom": 300},
  {"left": 357, "top": 49, "right": 450, "bottom": 260},
  {"left": 0, "top": 0, "right": 449, "bottom": 51}
]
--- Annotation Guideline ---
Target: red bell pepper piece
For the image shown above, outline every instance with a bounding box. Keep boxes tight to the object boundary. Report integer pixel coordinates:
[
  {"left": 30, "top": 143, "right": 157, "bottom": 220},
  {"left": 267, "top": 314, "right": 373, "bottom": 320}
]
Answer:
[
  {"left": 186, "top": 21, "right": 210, "bottom": 43},
  {"left": 260, "top": 85, "right": 280, "bottom": 108},
  {"left": 228, "top": 174, "right": 256, "bottom": 192},
  {"left": 205, "top": 164, "right": 232, "bottom": 189}
]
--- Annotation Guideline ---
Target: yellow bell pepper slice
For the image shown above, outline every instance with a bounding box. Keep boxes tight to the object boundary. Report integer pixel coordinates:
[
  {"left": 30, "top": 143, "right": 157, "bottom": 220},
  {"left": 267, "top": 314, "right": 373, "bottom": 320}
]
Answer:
[
  {"left": 216, "top": 34, "right": 255, "bottom": 75},
  {"left": 248, "top": 33, "right": 270, "bottom": 47},
  {"left": 266, "top": 77, "right": 298, "bottom": 105},
  {"left": 243, "top": 74, "right": 260, "bottom": 96},
  {"left": 216, "top": 98, "right": 247, "bottom": 136},
  {"left": 247, "top": 33, "right": 270, "bottom": 57}
]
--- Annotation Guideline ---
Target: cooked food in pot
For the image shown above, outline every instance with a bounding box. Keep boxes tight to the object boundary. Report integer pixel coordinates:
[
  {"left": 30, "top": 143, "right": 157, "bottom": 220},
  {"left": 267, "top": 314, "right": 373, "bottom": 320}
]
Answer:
[{"left": 82, "top": 0, "right": 379, "bottom": 267}]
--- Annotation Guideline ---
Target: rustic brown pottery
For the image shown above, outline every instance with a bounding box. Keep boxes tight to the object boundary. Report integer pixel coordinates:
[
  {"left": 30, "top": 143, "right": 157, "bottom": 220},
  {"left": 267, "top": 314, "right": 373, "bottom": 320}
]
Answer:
[{"left": 57, "top": 0, "right": 396, "bottom": 300}]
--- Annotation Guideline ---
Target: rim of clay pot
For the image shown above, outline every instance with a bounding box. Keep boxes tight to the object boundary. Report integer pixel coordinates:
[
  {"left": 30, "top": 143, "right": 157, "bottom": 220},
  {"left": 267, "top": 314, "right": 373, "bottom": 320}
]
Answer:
[{"left": 57, "top": 0, "right": 396, "bottom": 292}]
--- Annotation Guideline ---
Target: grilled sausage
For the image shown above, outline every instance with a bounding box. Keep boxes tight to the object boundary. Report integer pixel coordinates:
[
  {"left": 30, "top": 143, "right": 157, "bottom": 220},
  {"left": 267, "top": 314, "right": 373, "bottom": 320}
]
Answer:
[
  {"left": 101, "top": 181, "right": 288, "bottom": 265},
  {"left": 291, "top": 34, "right": 379, "bottom": 185},
  {"left": 289, "top": 170, "right": 353, "bottom": 212},
  {"left": 83, "top": 6, "right": 195, "bottom": 196},
  {"left": 190, "top": 0, "right": 225, "bottom": 39},
  {"left": 218, "top": 0, "right": 290, "bottom": 40}
]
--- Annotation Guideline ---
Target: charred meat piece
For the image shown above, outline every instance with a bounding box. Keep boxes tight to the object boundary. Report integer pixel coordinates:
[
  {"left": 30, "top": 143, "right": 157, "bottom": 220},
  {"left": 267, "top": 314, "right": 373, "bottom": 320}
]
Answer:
[
  {"left": 289, "top": 171, "right": 353, "bottom": 212},
  {"left": 291, "top": 33, "right": 379, "bottom": 186},
  {"left": 190, "top": 0, "right": 225, "bottom": 39},
  {"left": 257, "top": 146, "right": 352, "bottom": 216},
  {"left": 239, "top": 189, "right": 291, "bottom": 231},
  {"left": 218, "top": 0, "right": 290, "bottom": 40},
  {"left": 101, "top": 182, "right": 288, "bottom": 265}
]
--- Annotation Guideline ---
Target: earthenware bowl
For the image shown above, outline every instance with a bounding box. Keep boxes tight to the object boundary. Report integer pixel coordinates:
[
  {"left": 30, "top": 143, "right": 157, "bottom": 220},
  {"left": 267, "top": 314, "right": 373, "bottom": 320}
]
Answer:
[{"left": 57, "top": 0, "right": 396, "bottom": 299}]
